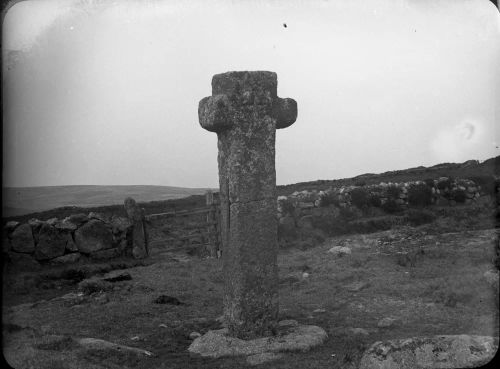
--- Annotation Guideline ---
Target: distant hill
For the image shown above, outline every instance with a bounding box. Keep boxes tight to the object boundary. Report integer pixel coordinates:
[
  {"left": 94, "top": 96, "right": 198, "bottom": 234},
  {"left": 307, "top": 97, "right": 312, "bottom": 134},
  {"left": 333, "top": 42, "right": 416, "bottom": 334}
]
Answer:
[
  {"left": 2, "top": 185, "right": 211, "bottom": 217},
  {"left": 2, "top": 156, "right": 499, "bottom": 222},
  {"left": 277, "top": 156, "right": 500, "bottom": 195}
]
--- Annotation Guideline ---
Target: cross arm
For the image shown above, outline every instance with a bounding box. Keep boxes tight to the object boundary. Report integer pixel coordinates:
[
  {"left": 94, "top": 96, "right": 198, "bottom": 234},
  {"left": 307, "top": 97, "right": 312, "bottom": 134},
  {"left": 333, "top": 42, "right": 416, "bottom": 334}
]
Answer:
[
  {"left": 273, "top": 98, "right": 298, "bottom": 129},
  {"left": 198, "top": 95, "right": 233, "bottom": 133}
]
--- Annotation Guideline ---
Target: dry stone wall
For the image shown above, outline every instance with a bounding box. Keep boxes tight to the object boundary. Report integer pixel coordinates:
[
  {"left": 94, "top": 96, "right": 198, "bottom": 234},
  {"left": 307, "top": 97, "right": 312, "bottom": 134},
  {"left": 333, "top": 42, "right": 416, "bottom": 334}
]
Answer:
[
  {"left": 276, "top": 177, "right": 489, "bottom": 247},
  {"left": 278, "top": 177, "right": 483, "bottom": 219},
  {"left": 3, "top": 212, "right": 134, "bottom": 271}
]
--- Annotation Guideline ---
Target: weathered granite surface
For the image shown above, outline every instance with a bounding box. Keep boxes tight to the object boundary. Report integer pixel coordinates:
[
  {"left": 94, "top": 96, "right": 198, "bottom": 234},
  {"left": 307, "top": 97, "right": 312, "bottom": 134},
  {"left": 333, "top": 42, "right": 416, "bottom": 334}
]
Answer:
[
  {"left": 359, "top": 335, "right": 498, "bottom": 369},
  {"left": 198, "top": 71, "right": 297, "bottom": 338},
  {"left": 10, "top": 223, "right": 35, "bottom": 253},
  {"left": 188, "top": 323, "right": 327, "bottom": 359}
]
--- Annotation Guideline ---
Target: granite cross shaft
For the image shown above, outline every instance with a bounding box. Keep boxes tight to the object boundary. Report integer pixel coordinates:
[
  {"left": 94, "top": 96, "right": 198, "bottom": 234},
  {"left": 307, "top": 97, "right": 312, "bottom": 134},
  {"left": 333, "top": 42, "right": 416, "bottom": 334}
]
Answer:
[{"left": 198, "top": 71, "right": 297, "bottom": 339}]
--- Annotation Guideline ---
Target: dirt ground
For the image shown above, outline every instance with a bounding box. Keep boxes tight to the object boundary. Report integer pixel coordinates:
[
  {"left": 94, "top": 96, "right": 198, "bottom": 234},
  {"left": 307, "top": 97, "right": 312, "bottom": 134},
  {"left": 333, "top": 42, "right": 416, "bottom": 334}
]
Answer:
[{"left": 2, "top": 223, "right": 499, "bottom": 368}]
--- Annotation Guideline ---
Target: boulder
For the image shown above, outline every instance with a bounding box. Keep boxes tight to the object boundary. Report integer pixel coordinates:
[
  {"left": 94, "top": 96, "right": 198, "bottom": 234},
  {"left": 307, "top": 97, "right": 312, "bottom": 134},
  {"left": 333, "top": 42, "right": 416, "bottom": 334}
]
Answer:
[
  {"left": 28, "top": 219, "right": 44, "bottom": 242},
  {"left": 46, "top": 218, "right": 59, "bottom": 226},
  {"left": 66, "top": 213, "right": 89, "bottom": 226},
  {"left": 327, "top": 246, "right": 352, "bottom": 257},
  {"left": 88, "top": 212, "right": 108, "bottom": 222},
  {"left": 75, "top": 219, "right": 113, "bottom": 254},
  {"left": 10, "top": 224, "right": 35, "bottom": 253},
  {"left": 359, "top": 335, "right": 497, "bottom": 369},
  {"left": 35, "top": 224, "right": 67, "bottom": 260},
  {"left": 5, "top": 221, "right": 20, "bottom": 232},
  {"left": 189, "top": 332, "right": 202, "bottom": 340},
  {"left": 55, "top": 220, "right": 78, "bottom": 231},
  {"left": 110, "top": 216, "right": 132, "bottom": 234}
]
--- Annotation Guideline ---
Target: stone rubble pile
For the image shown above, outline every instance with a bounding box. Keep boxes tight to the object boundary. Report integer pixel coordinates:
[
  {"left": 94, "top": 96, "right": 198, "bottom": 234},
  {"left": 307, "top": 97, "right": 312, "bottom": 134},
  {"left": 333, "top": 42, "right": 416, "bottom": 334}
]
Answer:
[{"left": 3, "top": 212, "right": 134, "bottom": 270}]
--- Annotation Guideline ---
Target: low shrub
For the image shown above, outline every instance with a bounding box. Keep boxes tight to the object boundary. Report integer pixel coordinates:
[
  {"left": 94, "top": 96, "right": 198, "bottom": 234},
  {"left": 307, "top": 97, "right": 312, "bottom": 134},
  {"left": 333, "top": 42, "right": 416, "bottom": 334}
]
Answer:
[
  {"left": 451, "top": 188, "right": 467, "bottom": 203},
  {"left": 348, "top": 217, "right": 393, "bottom": 233},
  {"left": 381, "top": 199, "right": 401, "bottom": 214},
  {"left": 408, "top": 183, "right": 433, "bottom": 207},
  {"left": 386, "top": 185, "right": 401, "bottom": 199},
  {"left": 424, "top": 178, "right": 435, "bottom": 188},
  {"left": 319, "top": 192, "right": 339, "bottom": 207},
  {"left": 280, "top": 198, "right": 296, "bottom": 216},
  {"left": 468, "top": 175, "right": 496, "bottom": 195},
  {"left": 353, "top": 179, "right": 366, "bottom": 187},
  {"left": 311, "top": 214, "right": 350, "bottom": 236},
  {"left": 369, "top": 194, "right": 382, "bottom": 207},
  {"left": 339, "top": 206, "right": 357, "bottom": 221},
  {"left": 77, "top": 277, "right": 113, "bottom": 295},
  {"left": 407, "top": 209, "right": 436, "bottom": 226},
  {"left": 278, "top": 220, "right": 298, "bottom": 241},
  {"left": 350, "top": 188, "right": 369, "bottom": 209},
  {"left": 437, "top": 177, "right": 453, "bottom": 190}
]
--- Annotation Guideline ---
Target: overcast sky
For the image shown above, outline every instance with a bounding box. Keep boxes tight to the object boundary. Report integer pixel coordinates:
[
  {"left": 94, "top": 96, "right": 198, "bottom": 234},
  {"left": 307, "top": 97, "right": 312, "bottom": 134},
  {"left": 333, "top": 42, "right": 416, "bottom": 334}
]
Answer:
[{"left": 2, "top": 0, "right": 499, "bottom": 188}]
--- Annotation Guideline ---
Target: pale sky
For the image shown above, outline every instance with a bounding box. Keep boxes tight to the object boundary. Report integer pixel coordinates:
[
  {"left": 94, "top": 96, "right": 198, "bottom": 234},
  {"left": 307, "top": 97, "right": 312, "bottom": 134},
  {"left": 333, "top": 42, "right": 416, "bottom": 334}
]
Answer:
[{"left": 2, "top": 0, "right": 500, "bottom": 188}]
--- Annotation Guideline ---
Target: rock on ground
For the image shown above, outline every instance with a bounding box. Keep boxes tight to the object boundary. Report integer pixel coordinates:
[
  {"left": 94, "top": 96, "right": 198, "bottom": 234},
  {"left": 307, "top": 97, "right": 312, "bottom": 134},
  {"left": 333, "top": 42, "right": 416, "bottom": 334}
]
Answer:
[
  {"left": 344, "top": 281, "right": 369, "bottom": 292},
  {"left": 102, "top": 270, "right": 132, "bottom": 282},
  {"left": 377, "top": 317, "right": 398, "bottom": 328},
  {"left": 349, "top": 328, "right": 369, "bottom": 336},
  {"left": 76, "top": 337, "right": 153, "bottom": 357},
  {"left": 188, "top": 323, "right": 327, "bottom": 358},
  {"left": 359, "top": 335, "right": 498, "bottom": 369},
  {"left": 328, "top": 246, "right": 352, "bottom": 256}
]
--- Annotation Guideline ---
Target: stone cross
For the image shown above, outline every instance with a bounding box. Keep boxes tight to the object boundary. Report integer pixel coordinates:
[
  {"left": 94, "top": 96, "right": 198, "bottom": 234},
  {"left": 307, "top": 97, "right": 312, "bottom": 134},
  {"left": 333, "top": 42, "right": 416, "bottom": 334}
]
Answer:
[{"left": 198, "top": 71, "right": 297, "bottom": 339}]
